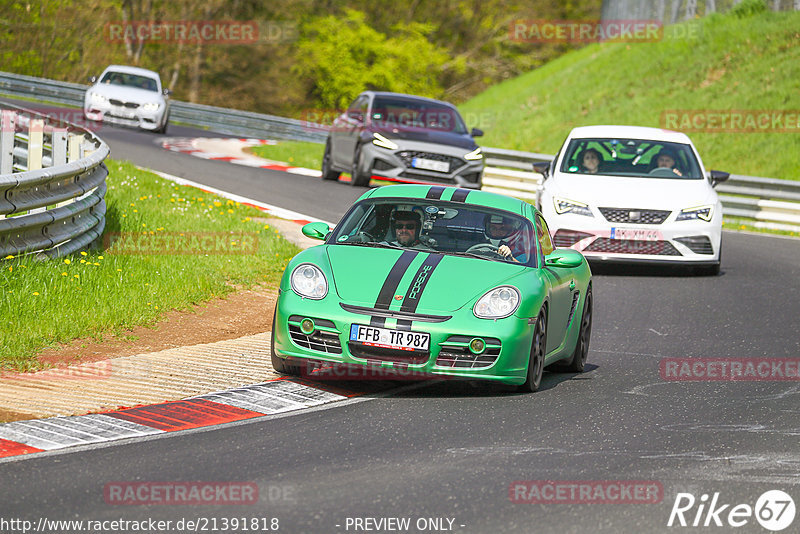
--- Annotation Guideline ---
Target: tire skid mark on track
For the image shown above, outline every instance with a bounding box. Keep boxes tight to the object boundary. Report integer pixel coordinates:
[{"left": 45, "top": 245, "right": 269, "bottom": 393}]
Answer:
[{"left": 0, "top": 379, "right": 353, "bottom": 460}]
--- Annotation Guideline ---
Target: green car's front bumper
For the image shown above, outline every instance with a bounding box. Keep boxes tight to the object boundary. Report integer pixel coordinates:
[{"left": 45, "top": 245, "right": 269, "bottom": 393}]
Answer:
[{"left": 272, "top": 290, "right": 536, "bottom": 386}]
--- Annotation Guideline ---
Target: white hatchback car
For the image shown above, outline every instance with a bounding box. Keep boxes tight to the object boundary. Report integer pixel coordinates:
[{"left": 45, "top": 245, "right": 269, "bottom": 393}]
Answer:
[
  {"left": 536, "top": 125, "right": 729, "bottom": 274},
  {"left": 84, "top": 65, "right": 171, "bottom": 133}
]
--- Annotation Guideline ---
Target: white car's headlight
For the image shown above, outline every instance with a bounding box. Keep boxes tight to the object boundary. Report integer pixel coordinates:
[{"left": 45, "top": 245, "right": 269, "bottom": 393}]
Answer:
[
  {"left": 474, "top": 286, "right": 520, "bottom": 319},
  {"left": 90, "top": 92, "right": 107, "bottom": 103},
  {"left": 372, "top": 132, "right": 399, "bottom": 150},
  {"left": 554, "top": 197, "right": 593, "bottom": 217},
  {"left": 290, "top": 263, "right": 328, "bottom": 299},
  {"left": 142, "top": 102, "right": 161, "bottom": 111},
  {"left": 676, "top": 205, "right": 713, "bottom": 222},
  {"left": 464, "top": 147, "right": 483, "bottom": 160}
]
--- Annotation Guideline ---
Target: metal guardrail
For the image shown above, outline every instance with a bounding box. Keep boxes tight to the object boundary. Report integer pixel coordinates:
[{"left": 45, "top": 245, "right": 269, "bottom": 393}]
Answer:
[
  {"left": 2, "top": 70, "right": 798, "bottom": 233},
  {"left": 0, "top": 103, "right": 108, "bottom": 259}
]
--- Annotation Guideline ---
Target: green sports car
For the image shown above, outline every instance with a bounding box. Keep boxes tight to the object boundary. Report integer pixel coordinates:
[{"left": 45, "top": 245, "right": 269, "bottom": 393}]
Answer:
[{"left": 271, "top": 185, "right": 593, "bottom": 391}]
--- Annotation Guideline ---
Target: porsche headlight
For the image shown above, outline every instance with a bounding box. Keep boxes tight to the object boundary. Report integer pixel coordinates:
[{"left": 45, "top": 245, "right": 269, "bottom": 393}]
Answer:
[
  {"left": 464, "top": 147, "right": 483, "bottom": 160},
  {"left": 474, "top": 286, "right": 520, "bottom": 319},
  {"left": 676, "top": 205, "right": 713, "bottom": 222},
  {"left": 372, "top": 132, "right": 399, "bottom": 150},
  {"left": 90, "top": 92, "right": 108, "bottom": 103},
  {"left": 554, "top": 197, "right": 593, "bottom": 217},
  {"left": 142, "top": 102, "right": 160, "bottom": 111},
  {"left": 290, "top": 263, "right": 328, "bottom": 299}
]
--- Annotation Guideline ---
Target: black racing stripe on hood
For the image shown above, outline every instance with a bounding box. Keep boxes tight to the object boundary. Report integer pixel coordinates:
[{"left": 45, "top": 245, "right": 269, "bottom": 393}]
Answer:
[
  {"left": 396, "top": 253, "right": 444, "bottom": 331},
  {"left": 370, "top": 250, "right": 419, "bottom": 327},
  {"left": 450, "top": 188, "right": 470, "bottom": 203},
  {"left": 426, "top": 186, "right": 446, "bottom": 200}
]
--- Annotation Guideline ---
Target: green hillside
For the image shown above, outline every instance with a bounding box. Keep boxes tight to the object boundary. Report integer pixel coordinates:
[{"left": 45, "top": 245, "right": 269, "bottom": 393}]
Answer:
[{"left": 459, "top": 5, "right": 800, "bottom": 179}]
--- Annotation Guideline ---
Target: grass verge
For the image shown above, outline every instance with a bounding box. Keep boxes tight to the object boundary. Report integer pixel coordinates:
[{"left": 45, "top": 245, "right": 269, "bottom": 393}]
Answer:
[
  {"left": 247, "top": 140, "right": 324, "bottom": 170},
  {"left": 0, "top": 159, "right": 301, "bottom": 372}
]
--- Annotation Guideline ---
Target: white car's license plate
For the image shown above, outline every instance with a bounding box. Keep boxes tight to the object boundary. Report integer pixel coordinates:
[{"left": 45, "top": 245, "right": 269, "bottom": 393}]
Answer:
[
  {"left": 610, "top": 227, "right": 659, "bottom": 241},
  {"left": 412, "top": 157, "right": 449, "bottom": 173},
  {"left": 349, "top": 324, "right": 430, "bottom": 352}
]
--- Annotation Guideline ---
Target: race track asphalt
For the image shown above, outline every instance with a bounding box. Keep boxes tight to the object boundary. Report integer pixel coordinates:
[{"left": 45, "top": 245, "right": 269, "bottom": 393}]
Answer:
[{"left": 2, "top": 104, "right": 799, "bottom": 533}]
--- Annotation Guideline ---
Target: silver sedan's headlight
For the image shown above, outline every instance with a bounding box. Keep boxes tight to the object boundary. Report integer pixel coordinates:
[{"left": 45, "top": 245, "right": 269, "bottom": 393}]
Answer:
[
  {"left": 142, "top": 102, "right": 161, "bottom": 111},
  {"left": 90, "top": 92, "right": 108, "bottom": 103},
  {"left": 676, "top": 205, "right": 713, "bottom": 222},
  {"left": 474, "top": 286, "right": 520, "bottom": 319},
  {"left": 554, "top": 197, "right": 593, "bottom": 217},
  {"left": 464, "top": 147, "right": 483, "bottom": 160},
  {"left": 290, "top": 263, "right": 328, "bottom": 299}
]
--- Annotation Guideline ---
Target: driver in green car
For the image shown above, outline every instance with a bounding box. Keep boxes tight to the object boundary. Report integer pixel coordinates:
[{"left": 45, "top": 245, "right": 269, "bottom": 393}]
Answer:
[
  {"left": 484, "top": 214, "right": 528, "bottom": 263},
  {"left": 390, "top": 210, "right": 435, "bottom": 250}
]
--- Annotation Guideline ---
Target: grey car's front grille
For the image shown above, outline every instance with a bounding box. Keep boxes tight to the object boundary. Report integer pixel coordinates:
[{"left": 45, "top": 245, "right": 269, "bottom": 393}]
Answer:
[
  {"left": 397, "top": 151, "right": 464, "bottom": 173},
  {"left": 599, "top": 207, "right": 671, "bottom": 224}
]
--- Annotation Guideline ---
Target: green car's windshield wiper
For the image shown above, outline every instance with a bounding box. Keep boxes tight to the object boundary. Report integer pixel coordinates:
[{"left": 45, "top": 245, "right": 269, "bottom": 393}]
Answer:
[
  {"left": 440, "top": 250, "right": 498, "bottom": 261},
  {"left": 339, "top": 241, "right": 405, "bottom": 250}
]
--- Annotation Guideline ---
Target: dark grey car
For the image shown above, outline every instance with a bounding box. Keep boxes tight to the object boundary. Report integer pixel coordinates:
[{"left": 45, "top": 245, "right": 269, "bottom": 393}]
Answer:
[{"left": 322, "top": 92, "right": 484, "bottom": 188}]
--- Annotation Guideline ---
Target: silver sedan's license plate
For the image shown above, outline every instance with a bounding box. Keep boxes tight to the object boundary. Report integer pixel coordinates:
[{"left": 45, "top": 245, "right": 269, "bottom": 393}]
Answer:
[
  {"left": 349, "top": 324, "right": 430, "bottom": 352},
  {"left": 412, "top": 157, "right": 449, "bottom": 173}
]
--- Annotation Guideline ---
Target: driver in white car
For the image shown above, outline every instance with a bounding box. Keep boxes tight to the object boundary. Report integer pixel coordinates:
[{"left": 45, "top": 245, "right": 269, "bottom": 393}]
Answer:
[{"left": 654, "top": 148, "right": 683, "bottom": 176}]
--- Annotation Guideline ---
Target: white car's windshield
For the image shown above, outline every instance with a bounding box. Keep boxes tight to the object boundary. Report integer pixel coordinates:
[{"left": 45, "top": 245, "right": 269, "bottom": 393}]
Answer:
[
  {"left": 560, "top": 138, "right": 703, "bottom": 179},
  {"left": 330, "top": 199, "right": 536, "bottom": 266},
  {"left": 100, "top": 72, "right": 159, "bottom": 92}
]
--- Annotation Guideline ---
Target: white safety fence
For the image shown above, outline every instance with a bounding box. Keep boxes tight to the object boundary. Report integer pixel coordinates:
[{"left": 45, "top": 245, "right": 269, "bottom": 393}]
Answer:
[{"left": 0, "top": 103, "right": 108, "bottom": 259}]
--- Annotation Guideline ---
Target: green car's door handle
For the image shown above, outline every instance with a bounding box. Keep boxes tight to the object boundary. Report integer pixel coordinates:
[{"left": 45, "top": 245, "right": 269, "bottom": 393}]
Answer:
[{"left": 569, "top": 280, "right": 576, "bottom": 291}]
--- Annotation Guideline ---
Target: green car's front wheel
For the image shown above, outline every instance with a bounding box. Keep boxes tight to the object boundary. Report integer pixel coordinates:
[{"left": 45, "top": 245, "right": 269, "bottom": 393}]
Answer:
[{"left": 519, "top": 308, "right": 547, "bottom": 392}]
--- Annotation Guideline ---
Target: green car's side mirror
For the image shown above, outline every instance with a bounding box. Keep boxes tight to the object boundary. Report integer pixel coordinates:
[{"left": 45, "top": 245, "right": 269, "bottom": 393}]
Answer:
[
  {"left": 301, "top": 221, "right": 331, "bottom": 241},
  {"left": 545, "top": 249, "right": 584, "bottom": 269}
]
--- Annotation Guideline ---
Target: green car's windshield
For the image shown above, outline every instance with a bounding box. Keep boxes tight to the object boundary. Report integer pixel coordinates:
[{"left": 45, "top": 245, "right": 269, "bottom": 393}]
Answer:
[
  {"left": 560, "top": 137, "right": 703, "bottom": 179},
  {"left": 329, "top": 198, "right": 536, "bottom": 266}
]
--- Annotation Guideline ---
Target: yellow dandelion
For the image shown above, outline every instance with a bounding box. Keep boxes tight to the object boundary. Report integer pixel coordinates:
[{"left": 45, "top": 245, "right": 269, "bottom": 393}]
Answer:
[
  {"left": 226, "top": 200, "right": 234, "bottom": 206},
  {"left": 64, "top": 259, "right": 71, "bottom": 264},
  {"left": 129, "top": 203, "right": 135, "bottom": 207},
  {"left": 80, "top": 259, "right": 86, "bottom": 264},
  {"left": 33, "top": 292, "right": 39, "bottom": 296},
  {"left": 80, "top": 251, "right": 88, "bottom": 256},
  {"left": 227, "top": 209, "right": 234, "bottom": 214},
  {"left": 61, "top": 272, "right": 67, "bottom": 276},
  {"left": 243, "top": 217, "right": 251, "bottom": 222},
  {"left": 122, "top": 214, "right": 127, "bottom": 218},
  {"left": 155, "top": 306, "right": 159, "bottom": 310},
  {"left": 170, "top": 198, "right": 176, "bottom": 203},
  {"left": 98, "top": 256, "right": 104, "bottom": 260},
  {"left": 264, "top": 225, "right": 269, "bottom": 229},
  {"left": 142, "top": 224, "right": 146, "bottom": 227},
  {"left": 117, "top": 269, "right": 122, "bottom": 272},
  {"left": 93, "top": 262, "right": 100, "bottom": 266},
  {"left": 133, "top": 209, "right": 138, "bottom": 213},
  {"left": 4, "top": 255, "right": 13, "bottom": 259},
  {"left": 8, "top": 266, "right": 12, "bottom": 272},
  {"left": 74, "top": 274, "right": 79, "bottom": 279}
]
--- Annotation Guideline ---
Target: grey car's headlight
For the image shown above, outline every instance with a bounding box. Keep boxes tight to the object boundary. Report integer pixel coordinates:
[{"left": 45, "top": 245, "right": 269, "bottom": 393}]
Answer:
[
  {"left": 676, "top": 205, "right": 713, "bottom": 222},
  {"left": 464, "top": 147, "right": 483, "bottom": 160},
  {"left": 554, "top": 197, "right": 593, "bottom": 217},
  {"left": 290, "top": 263, "right": 328, "bottom": 299},
  {"left": 474, "top": 286, "right": 520, "bottom": 319},
  {"left": 142, "top": 102, "right": 161, "bottom": 111},
  {"left": 372, "top": 132, "right": 399, "bottom": 150},
  {"left": 90, "top": 92, "right": 108, "bottom": 103}
]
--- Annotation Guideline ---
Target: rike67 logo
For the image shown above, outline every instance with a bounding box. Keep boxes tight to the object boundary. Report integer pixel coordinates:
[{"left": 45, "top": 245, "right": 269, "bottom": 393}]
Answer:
[{"left": 668, "top": 490, "right": 795, "bottom": 530}]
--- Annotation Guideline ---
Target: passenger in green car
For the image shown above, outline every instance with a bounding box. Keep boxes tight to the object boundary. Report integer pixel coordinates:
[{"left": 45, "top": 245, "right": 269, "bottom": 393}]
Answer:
[{"left": 484, "top": 214, "right": 528, "bottom": 263}]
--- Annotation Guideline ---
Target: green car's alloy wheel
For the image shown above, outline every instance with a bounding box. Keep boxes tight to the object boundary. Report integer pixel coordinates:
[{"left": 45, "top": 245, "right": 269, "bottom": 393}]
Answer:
[
  {"left": 520, "top": 308, "right": 547, "bottom": 392},
  {"left": 351, "top": 146, "right": 370, "bottom": 187},
  {"left": 567, "top": 286, "right": 592, "bottom": 373},
  {"left": 270, "top": 308, "right": 301, "bottom": 377},
  {"left": 321, "top": 140, "right": 340, "bottom": 181}
]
